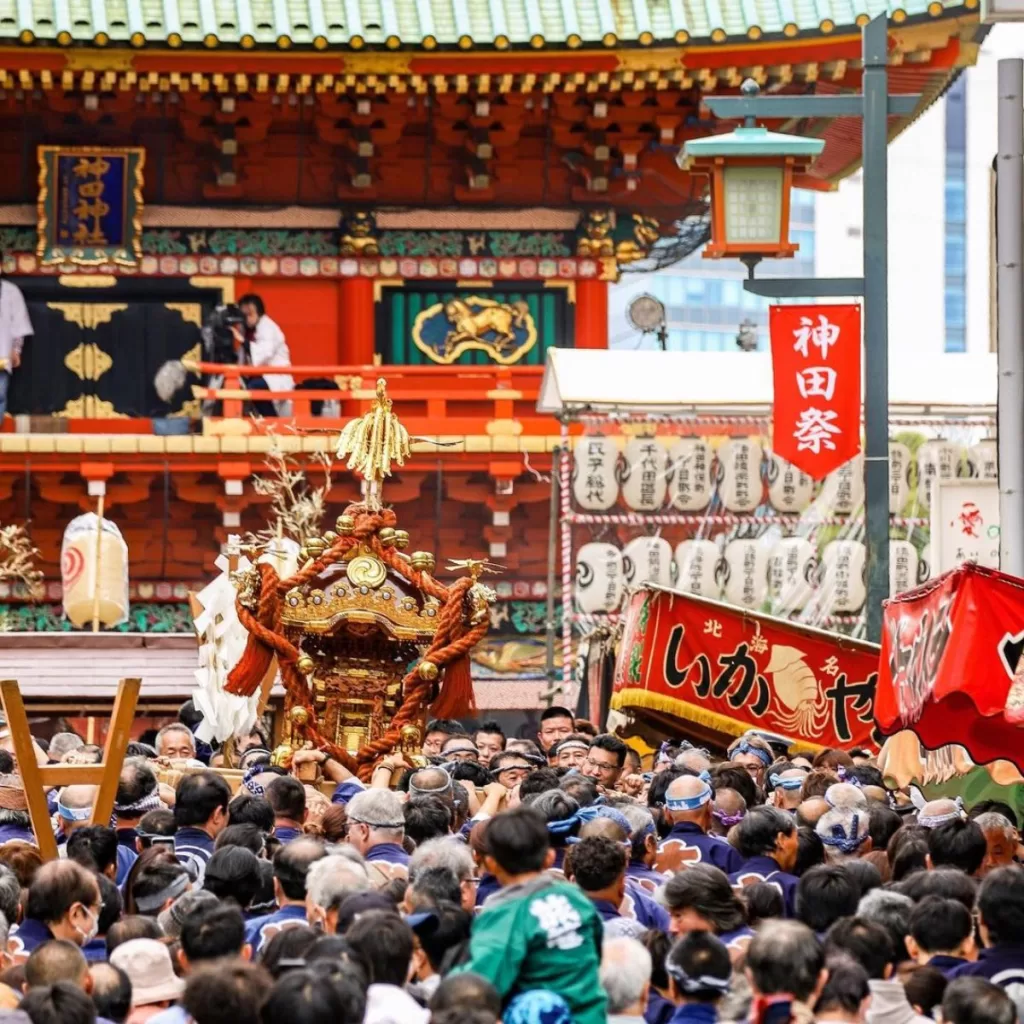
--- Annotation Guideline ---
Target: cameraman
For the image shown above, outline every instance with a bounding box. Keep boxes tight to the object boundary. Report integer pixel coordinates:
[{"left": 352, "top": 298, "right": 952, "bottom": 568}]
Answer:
[{"left": 237, "top": 293, "right": 293, "bottom": 416}]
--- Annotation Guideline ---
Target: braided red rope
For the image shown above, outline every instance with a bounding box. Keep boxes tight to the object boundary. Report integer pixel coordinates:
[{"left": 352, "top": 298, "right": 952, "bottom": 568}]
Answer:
[{"left": 225, "top": 502, "right": 485, "bottom": 778}]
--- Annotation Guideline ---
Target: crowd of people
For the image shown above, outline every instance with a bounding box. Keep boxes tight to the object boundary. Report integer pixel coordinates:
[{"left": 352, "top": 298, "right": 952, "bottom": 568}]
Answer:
[{"left": 0, "top": 703, "right": 1019, "bottom": 1024}]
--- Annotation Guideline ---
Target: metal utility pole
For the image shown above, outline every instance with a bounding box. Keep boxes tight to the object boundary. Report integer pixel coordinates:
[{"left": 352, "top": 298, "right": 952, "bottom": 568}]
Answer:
[
  {"left": 997, "top": 59, "right": 1024, "bottom": 577},
  {"left": 861, "top": 14, "right": 890, "bottom": 643},
  {"left": 703, "top": 13, "right": 909, "bottom": 642}
]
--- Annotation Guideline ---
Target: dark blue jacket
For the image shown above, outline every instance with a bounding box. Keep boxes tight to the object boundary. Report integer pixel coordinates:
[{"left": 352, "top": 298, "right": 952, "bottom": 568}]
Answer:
[
  {"left": 244, "top": 903, "right": 309, "bottom": 955},
  {"left": 626, "top": 860, "right": 667, "bottom": 895},
  {"left": 950, "top": 945, "right": 1024, "bottom": 988},
  {"left": 655, "top": 822, "right": 742, "bottom": 875},
  {"left": 927, "top": 954, "right": 969, "bottom": 977},
  {"left": 729, "top": 855, "right": 799, "bottom": 917}
]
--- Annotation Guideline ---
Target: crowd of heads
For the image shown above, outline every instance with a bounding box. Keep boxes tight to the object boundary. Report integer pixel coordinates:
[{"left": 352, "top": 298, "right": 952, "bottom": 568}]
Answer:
[{"left": 0, "top": 708, "right": 1019, "bottom": 1024}]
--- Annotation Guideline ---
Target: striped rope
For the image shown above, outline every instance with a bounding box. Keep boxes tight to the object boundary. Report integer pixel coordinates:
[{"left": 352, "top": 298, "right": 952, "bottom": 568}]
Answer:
[{"left": 564, "top": 512, "right": 931, "bottom": 527}]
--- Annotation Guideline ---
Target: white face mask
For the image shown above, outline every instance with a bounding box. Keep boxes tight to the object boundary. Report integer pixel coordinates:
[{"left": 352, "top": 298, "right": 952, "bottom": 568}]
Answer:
[{"left": 74, "top": 906, "right": 98, "bottom": 946}]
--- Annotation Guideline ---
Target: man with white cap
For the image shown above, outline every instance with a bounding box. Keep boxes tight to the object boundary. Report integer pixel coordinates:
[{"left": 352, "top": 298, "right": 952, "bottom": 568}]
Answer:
[
  {"left": 109, "top": 938, "right": 184, "bottom": 1024},
  {"left": 655, "top": 776, "right": 742, "bottom": 876}
]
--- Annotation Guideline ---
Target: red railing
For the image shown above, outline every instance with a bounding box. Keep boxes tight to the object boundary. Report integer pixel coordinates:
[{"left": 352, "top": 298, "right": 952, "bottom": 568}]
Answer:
[{"left": 187, "top": 361, "right": 550, "bottom": 434}]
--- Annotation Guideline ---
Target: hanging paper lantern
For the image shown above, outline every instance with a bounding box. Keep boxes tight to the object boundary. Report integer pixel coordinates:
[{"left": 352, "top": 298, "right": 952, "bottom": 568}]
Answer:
[
  {"left": 622, "top": 536, "right": 674, "bottom": 589},
  {"left": 889, "top": 442, "right": 913, "bottom": 515},
  {"left": 722, "top": 538, "right": 770, "bottom": 609},
  {"left": 575, "top": 542, "right": 625, "bottom": 614},
  {"left": 889, "top": 539, "right": 919, "bottom": 597},
  {"left": 673, "top": 539, "right": 721, "bottom": 599},
  {"left": 967, "top": 440, "right": 998, "bottom": 481},
  {"left": 820, "top": 455, "right": 865, "bottom": 515},
  {"left": 820, "top": 539, "right": 867, "bottom": 613},
  {"left": 917, "top": 440, "right": 963, "bottom": 509},
  {"left": 716, "top": 439, "right": 764, "bottom": 513},
  {"left": 620, "top": 438, "right": 669, "bottom": 511},
  {"left": 572, "top": 435, "right": 619, "bottom": 511},
  {"left": 668, "top": 438, "right": 713, "bottom": 512},
  {"left": 61, "top": 513, "right": 129, "bottom": 628},
  {"left": 767, "top": 537, "right": 817, "bottom": 613},
  {"left": 766, "top": 453, "right": 814, "bottom": 514}
]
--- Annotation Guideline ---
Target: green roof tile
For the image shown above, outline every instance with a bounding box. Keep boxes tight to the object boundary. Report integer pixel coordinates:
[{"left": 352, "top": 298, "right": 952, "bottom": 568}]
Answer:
[{"left": 0, "top": 0, "right": 974, "bottom": 48}]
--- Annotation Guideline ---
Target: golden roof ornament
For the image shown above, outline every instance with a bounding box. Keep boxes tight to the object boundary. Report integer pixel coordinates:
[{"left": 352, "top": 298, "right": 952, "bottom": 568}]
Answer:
[{"left": 336, "top": 377, "right": 411, "bottom": 507}]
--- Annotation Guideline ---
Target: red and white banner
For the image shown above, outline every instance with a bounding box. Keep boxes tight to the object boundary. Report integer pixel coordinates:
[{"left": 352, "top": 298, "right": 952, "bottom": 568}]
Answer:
[
  {"left": 770, "top": 304, "right": 862, "bottom": 481},
  {"left": 612, "top": 586, "right": 878, "bottom": 750},
  {"left": 876, "top": 563, "right": 1024, "bottom": 771}
]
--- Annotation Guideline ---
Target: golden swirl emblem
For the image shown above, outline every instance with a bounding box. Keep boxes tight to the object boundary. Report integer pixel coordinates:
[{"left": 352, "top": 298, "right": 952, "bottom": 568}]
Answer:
[{"left": 346, "top": 554, "right": 388, "bottom": 589}]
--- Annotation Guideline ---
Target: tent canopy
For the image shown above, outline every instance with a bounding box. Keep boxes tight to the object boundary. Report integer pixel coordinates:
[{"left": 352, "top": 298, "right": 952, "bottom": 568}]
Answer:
[{"left": 537, "top": 348, "right": 997, "bottom": 415}]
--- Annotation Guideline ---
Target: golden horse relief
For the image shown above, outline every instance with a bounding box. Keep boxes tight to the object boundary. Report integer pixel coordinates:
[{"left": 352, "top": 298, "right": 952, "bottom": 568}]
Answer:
[{"left": 412, "top": 294, "right": 538, "bottom": 365}]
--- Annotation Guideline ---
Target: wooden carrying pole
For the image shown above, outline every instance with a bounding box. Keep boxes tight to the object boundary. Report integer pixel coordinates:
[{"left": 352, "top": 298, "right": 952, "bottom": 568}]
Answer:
[
  {"left": 0, "top": 677, "right": 140, "bottom": 861},
  {"left": 91, "top": 496, "right": 105, "bottom": 633}
]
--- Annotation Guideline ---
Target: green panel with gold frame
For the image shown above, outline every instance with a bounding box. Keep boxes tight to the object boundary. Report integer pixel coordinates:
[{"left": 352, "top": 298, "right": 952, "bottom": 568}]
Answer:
[{"left": 376, "top": 283, "right": 573, "bottom": 366}]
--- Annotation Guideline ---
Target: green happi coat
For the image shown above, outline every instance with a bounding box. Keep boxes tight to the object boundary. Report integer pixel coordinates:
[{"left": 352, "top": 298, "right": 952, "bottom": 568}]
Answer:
[{"left": 454, "top": 874, "right": 607, "bottom": 1024}]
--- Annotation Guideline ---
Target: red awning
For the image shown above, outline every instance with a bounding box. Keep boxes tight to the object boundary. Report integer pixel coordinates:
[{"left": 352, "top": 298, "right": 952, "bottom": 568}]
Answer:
[{"left": 876, "top": 563, "right": 1024, "bottom": 771}]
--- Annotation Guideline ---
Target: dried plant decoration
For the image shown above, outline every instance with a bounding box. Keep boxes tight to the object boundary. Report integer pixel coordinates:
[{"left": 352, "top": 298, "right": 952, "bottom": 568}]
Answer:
[
  {"left": 248, "top": 439, "right": 334, "bottom": 548},
  {"left": 0, "top": 524, "right": 43, "bottom": 600}
]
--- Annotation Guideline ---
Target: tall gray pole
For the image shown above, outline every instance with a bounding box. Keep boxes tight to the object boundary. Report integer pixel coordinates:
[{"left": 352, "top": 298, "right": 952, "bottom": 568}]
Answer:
[
  {"left": 997, "top": 59, "right": 1024, "bottom": 577},
  {"left": 544, "top": 446, "right": 560, "bottom": 682},
  {"left": 862, "top": 14, "right": 891, "bottom": 643}
]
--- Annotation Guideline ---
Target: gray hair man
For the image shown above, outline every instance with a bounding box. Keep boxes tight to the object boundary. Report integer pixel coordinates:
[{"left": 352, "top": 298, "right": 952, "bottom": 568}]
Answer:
[
  {"left": 345, "top": 788, "right": 409, "bottom": 884},
  {"left": 601, "top": 936, "right": 652, "bottom": 1024},
  {"left": 974, "top": 812, "right": 1018, "bottom": 877},
  {"left": 154, "top": 724, "right": 197, "bottom": 762},
  {"left": 409, "top": 837, "right": 476, "bottom": 912},
  {"left": 305, "top": 854, "right": 370, "bottom": 932}
]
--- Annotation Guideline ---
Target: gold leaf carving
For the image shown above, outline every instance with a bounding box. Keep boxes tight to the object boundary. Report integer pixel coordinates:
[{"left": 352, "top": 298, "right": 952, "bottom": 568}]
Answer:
[
  {"left": 47, "top": 302, "right": 127, "bottom": 330},
  {"left": 64, "top": 343, "right": 113, "bottom": 381}
]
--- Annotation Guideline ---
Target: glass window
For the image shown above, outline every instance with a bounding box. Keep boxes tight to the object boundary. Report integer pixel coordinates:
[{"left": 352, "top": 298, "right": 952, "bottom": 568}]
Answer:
[
  {"left": 945, "top": 328, "right": 966, "bottom": 353},
  {"left": 722, "top": 279, "right": 741, "bottom": 307},
  {"left": 945, "top": 291, "right": 965, "bottom": 328}
]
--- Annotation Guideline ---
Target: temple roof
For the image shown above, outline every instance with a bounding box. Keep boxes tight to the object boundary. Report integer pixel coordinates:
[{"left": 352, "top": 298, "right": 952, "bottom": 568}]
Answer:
[{"left": 0, "top": 0, "right": 976, "bottom": 50}]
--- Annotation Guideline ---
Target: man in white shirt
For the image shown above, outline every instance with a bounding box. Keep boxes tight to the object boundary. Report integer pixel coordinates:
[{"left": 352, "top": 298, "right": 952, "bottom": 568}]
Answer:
[
  {"left": 0, "top": 276, "right": 33, "bottom": 421},
  {"left": 237, "top": 293, "right": 293, "bottom": 416}
]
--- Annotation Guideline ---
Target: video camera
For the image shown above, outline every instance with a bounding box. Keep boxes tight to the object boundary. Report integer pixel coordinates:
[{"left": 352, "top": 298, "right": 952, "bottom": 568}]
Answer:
[{"left": 201, "top": 303, "right": 245, "bottom": 364}]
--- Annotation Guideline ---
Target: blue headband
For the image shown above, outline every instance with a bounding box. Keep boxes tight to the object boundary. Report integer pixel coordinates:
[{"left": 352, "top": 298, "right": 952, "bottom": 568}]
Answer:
[
  {"left": 769, "top": 774, "right": 804, "bottom": 791},
  {"left": 666, "top": 781, "right": 712, "bottom": 811},
  {"left": 732, "top": 742, "right": 772, "bottom": 767},
  {"left": 58, "top": 802, "right": 92, "bottom": 822},
  {"left": 548, "top": 805, "right": 601, "bottom": 836},
  {"left": 572, "top": 806, "right": 634, "bottom": 838},
  {"left": 819, "top": 813, "right": 869, "bottom": 854}
]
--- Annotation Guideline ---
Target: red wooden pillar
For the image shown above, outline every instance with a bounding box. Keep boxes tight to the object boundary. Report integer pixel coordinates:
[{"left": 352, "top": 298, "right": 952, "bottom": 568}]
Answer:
[
  {"left": 339, "top": 277, "right": 376, "bottom": 364},
  {"left": 574, "top": 278, "right": 609, "bottom": 349}
]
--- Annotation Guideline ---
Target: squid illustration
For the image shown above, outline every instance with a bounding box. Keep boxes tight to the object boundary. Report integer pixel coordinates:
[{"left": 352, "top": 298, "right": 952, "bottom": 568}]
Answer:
[{"left": 764, "top": 644, "right": 831, "bottom": 737}]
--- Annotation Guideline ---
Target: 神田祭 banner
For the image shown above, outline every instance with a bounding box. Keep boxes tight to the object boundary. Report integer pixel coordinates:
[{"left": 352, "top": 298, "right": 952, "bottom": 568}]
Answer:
[
  {"left": 876, "top": 563, "right": 1024, "bottom": 772},
  {"left": 770, "top": 304, "right": 862, "bottom": 481},
  {"left": 612, "top": 586, "right": 879, "bottom": 750}
]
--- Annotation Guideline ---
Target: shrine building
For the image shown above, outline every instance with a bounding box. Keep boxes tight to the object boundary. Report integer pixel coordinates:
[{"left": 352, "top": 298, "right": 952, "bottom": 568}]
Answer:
[{"left": 0, "top": 0, "right": 982, "bottom": 720}]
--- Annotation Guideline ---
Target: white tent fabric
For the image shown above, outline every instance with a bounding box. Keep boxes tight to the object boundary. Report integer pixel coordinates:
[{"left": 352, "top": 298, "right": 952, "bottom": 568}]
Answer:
[{"left": 537, "top": 348, "right": 998, "bottom": 414}]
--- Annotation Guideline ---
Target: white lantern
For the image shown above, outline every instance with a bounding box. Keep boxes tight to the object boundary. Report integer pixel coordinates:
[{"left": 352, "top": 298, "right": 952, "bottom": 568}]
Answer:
[
  {"left": 917, "top": 441, "right": 963, "bottom": 509},
  {"left": 889, "top": 442, "right": 913, "bottom": 515},
  {"left": 668, "top": 438, "right": 713, "bottom": 512},
  {"left": 575, "top": 542, "right": 624, "bottom": 614},
  {"left": 767, "top": 537, "right": 817, "bottom": 613},
  {"left": 572, "top": 435, "right": 619, "bottom": 511},
  {"left": 766, "top": 453, "right": 814, "bottom": 513},
  {"left": 673, "top": 539, "right": 721, "bottom": 599},
  {"left": 623, "top": 536, "right": 674, "bottom": 589},
  {"left": 821, "top": 455, "right": 864, "bottom": 515},
  {"left": 967, "top": 440, "right": 998, "bottom": 481},
  {"left": 716, "top": 439, "right": 763, "bottom": 513},
  {"left": 722, "top": 538, "right": 770, "bottom": 609},
  {"left": 620, "top": 438, "right": 669, "bottom": 512},
  {"left": 889, "top": 539, "right": 919, "bottom": 597},
  {"left": 61, "top": 513, "right": 130, "bottom": 628},
  {"left": 820, "top": 539, "right": 867, "bottom": 613}
]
